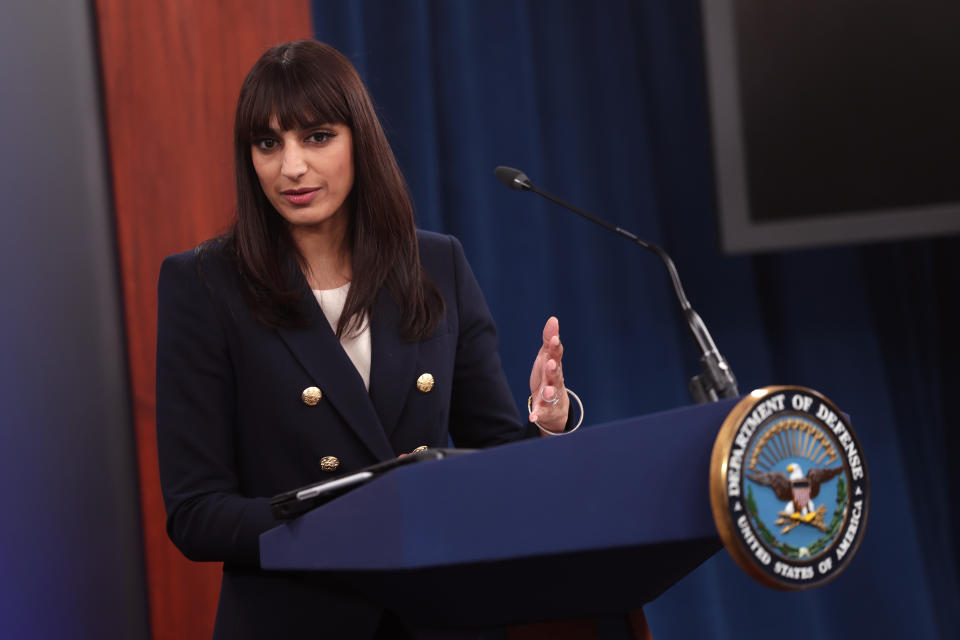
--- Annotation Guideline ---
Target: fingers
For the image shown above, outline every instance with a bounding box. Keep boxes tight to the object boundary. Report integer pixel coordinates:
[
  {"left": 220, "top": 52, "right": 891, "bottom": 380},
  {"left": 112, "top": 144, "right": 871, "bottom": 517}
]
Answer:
[
  {"left": 531, "top": 316, "right": 564, "bottom": 395},
  {"left": 539, "top": 317, "right": 564, "bottom": 373},
  {"left": 542, "top": 357, "right": 563, "bottom": 392},
  {"left": 542, "top": 316, "right": 559, "bottom": 346},
  {"left": 530, "top": 316, "right": 563, "bottom": 391},
  {"left": 541, "top": 316, "right": 564, "bottom": 360},
  {"left": 529, "top": 316, "right": 569, "bottom": 431}
]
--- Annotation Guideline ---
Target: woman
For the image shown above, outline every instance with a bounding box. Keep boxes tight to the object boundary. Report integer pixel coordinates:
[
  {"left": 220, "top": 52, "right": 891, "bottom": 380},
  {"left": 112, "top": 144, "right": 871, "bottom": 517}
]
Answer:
[{"left": 157, "top": 40, "right": 574, "bottom": 638}]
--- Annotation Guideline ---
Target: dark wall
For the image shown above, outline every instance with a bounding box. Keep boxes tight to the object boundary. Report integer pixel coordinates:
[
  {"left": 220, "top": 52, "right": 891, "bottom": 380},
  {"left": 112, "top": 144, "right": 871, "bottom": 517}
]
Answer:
[{"left": 0, "top": 1, "right": 148, "bottom": 638}]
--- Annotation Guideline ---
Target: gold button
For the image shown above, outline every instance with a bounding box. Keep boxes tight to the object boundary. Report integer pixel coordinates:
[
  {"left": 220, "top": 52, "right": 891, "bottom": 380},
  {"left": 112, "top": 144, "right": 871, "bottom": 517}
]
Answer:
[
  {"left": 416, "top": 373, "right": 434, "bottom": 393},
  {"left": 319, "top": 456, "right": 339, "bottom": 471},
  {"left": 411, "top": 445, "right": 428, "bottom": 454},
  {"left": 301, "top": 386, "right": 322, "bottom": 406}
]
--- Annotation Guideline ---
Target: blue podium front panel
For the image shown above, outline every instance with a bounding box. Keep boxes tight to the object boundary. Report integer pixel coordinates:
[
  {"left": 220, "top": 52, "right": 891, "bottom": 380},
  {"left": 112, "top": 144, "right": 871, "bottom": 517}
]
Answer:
[{"left": 260, "top": 400, "right": 736, "bottom": 626}]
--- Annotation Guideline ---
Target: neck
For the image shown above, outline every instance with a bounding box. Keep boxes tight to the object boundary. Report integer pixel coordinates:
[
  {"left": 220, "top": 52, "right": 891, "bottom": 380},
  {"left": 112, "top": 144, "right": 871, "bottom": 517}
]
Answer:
[{"left": 289, "top": 215, "right": 352, "bottom": 290}]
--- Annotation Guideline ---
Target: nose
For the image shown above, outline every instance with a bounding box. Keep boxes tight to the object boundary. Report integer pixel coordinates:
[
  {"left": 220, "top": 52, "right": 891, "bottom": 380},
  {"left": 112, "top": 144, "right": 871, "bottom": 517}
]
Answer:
[{"left": 280, "top": 143, "right": 307, "bottom": 180}]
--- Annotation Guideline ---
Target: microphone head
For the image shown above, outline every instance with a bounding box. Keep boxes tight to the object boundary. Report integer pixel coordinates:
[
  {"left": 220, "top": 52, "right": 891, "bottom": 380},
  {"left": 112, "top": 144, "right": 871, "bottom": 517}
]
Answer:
[{"left": 494, "top": 166, "right": 532, "bottom": 190}]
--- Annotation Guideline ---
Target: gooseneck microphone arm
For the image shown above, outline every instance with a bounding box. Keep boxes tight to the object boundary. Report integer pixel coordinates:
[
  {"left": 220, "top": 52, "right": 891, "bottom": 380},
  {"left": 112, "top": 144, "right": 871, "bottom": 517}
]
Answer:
[{"left": 494, "top": 165, "right": 739, "bottom": 404}]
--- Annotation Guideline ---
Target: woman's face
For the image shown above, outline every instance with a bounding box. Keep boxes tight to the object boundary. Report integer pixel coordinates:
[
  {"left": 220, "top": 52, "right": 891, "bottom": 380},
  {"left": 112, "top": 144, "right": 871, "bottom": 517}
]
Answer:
[{"left": 250, "top": 117, "right": 354, "bottom": 230}]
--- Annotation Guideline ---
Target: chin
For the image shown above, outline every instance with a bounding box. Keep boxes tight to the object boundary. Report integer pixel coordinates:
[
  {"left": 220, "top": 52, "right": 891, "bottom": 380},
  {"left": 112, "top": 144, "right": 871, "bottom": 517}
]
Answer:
[{"left": 282, "top": 209, "right": 341, "bottom": 228}]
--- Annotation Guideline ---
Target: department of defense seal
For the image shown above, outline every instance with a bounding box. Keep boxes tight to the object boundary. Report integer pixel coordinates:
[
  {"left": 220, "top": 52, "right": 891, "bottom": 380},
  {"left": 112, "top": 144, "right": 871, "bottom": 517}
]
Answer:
[{"left": 710, "top": 386, "right": 869, "bottom": 589}]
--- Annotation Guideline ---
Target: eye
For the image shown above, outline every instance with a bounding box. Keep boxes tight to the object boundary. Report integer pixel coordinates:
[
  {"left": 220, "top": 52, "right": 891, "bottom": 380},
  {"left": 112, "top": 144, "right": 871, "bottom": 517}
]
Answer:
[
  {"left": 252, "top": 137, "right": 279, "bottom": 152},
  {"left": 305, "top": 130, "right": 335, "bottom": 145}
]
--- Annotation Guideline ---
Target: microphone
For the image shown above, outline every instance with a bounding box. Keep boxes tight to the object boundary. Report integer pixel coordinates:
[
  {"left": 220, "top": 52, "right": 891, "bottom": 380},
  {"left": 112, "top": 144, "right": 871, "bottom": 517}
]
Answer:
[
  {"left": 494, "top": 166, "right": 532, "bottom": 190},
  {"left": 494, "top": 165, "right": 739, "bottom": 404}
]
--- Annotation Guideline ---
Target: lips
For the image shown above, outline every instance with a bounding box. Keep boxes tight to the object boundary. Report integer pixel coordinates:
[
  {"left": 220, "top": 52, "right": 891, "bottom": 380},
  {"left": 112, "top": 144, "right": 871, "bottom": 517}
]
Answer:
[{"left": 280, "top": 187, "right": 321, "bottom": 205}]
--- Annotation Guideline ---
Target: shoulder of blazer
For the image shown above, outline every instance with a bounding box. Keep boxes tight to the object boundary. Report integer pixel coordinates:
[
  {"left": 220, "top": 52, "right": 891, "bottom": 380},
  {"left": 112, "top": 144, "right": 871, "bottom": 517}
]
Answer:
[
  {"left": 416, "top": 229, "right": 454, "bottom": 266},
  {"left": 415, "top": 229, "right": 465, "bottom": 290},
  {"left": 159, "top": 240, "right": 246, "bottom": 300},
  {"left": 161, "top": 239, "right": 239, "bottom": 286},
  {"left": 157, "top": 241, "right": 254, "bottom": 339}
]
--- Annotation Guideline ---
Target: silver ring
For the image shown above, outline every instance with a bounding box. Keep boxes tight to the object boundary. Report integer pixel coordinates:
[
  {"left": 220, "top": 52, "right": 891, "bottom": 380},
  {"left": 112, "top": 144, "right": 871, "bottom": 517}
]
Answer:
[
  {"left": 540, "top": 387, "right": 561, "bottom": 406},
  {"left": 527, "top": 389, "right": 584, "bottom": 436}
]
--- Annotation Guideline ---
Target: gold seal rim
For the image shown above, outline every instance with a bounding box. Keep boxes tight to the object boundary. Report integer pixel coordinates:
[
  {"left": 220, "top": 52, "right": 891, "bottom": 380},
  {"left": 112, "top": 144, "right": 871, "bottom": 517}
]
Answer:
[{"left": 709, "top": 385, "right": 870, "bottom": 591}]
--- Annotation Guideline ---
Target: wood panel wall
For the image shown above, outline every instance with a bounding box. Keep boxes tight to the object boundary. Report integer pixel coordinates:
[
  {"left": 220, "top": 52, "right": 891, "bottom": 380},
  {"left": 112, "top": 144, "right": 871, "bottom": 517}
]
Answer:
[{"left": 93, "top": 2, "right": 312, "bottom": 638}]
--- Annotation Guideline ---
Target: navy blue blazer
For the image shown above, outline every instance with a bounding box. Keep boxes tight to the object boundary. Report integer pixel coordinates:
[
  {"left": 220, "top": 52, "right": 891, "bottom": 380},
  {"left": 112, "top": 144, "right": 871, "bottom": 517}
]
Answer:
[{"left": 156, "top": 230, "right": 536, "bottom": 638}]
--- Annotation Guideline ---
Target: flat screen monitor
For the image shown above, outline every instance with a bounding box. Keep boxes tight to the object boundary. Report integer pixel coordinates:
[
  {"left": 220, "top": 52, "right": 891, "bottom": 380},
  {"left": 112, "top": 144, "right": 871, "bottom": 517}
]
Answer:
[{"left": 702, "top": 0, "right": 960, "bottom": 253}]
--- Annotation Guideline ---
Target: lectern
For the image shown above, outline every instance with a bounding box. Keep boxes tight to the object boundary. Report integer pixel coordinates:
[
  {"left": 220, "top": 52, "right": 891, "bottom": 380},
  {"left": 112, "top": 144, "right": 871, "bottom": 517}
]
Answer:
[{"left": 260, "top": 399, "right": 738, "bottom": 631}]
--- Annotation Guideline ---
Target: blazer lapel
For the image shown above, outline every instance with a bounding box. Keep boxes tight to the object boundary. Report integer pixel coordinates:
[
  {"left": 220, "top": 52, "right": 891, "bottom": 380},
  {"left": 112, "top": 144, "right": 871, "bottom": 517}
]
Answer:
[
  {"left": 276, "top": 290, "right": 394, "bottom": 461},
  {"left": 369, "top": 288, "right": 418, "bottom": 438}
]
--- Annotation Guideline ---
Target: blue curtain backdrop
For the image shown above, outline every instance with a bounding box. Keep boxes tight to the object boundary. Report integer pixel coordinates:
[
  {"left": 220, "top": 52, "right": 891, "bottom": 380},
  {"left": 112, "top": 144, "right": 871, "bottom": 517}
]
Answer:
[{"left": 312, "top": 1, "right": 958, "bottom": 638}]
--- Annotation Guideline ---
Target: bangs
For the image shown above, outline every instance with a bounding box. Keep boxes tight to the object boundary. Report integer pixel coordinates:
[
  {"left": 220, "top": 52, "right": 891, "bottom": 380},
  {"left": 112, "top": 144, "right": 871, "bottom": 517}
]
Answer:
[{"left": 237, "top": 56, "right": 351, "bottom": 141}]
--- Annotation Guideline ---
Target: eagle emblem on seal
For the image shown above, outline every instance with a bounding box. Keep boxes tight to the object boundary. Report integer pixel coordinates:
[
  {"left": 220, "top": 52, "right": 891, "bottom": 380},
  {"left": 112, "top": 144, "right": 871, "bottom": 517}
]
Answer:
[{"left": 748, "top": 463, "right": 843, "bottom": 533}]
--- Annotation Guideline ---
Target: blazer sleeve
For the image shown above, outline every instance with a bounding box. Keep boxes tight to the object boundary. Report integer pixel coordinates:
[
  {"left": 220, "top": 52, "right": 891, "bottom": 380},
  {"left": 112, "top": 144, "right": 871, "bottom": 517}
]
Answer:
[
  {"left": 156, "top": 252, "right": 275, "bottom": 567},
  {"left": 445, "top": 236, "right": 540, "bottom": 446}
]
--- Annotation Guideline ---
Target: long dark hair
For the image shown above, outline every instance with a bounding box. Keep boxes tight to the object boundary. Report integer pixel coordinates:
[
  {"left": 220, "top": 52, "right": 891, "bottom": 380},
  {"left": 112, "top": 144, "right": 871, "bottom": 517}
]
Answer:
[{"left": 225, "top": 40, "right": 443, "bottom": 340}]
